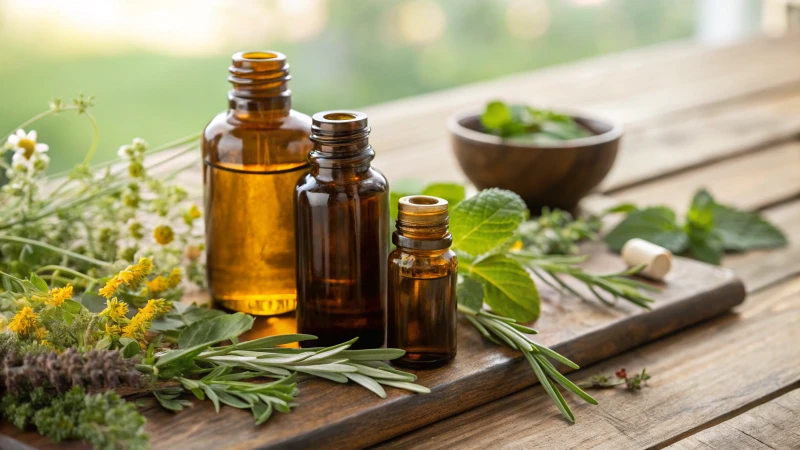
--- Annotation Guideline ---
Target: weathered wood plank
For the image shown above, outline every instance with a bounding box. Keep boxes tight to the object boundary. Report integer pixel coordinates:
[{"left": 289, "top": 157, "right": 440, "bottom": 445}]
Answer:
[
  {"left": 607, "top": 142, "right": 800, "bottom": 214},
  {"left": 376, "top": 276, "right": 800, "bottom": 450},
  {"left": 666, "top": 389, "right": 800, "bottom": 450},
  {"left": 124, "top": 248, "right": 741, "bottom": 450}
]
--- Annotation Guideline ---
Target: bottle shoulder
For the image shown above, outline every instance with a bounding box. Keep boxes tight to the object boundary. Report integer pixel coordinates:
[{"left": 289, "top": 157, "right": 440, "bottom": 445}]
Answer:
[
  {"left": 295, "top": 168, "right": 390, "bottom": 195},
  {"left": 203, "top": 109, "right": 312, "bottom": 170}
]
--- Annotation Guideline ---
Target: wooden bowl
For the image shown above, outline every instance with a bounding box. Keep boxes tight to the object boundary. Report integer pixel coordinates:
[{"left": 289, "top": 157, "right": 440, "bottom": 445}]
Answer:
[{"left": 448, "top": 108, "right": 623, "bottom": 212}]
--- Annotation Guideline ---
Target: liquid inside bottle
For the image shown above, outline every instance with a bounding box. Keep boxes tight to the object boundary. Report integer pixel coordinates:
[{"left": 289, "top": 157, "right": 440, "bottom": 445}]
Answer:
[
  {"left": 388, "top": 195, "right": 458, "bottom": 369},
  {"left": 203, "top": 51, "right": 312, "bottom": 315},
  {"left": 295, "top": 111, "right": 389, "bottom": 348}
]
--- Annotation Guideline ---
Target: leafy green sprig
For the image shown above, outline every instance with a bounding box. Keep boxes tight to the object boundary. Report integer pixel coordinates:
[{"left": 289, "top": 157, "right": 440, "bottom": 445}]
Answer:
[
  {"left": 605, "top": 189, "right": 787, "bottom": 265},
  {"left": 138, "top": 314, "right": 428, "bottom": 425},
  {"left": 510, "top": 253, "right": 656, "bottom": 309},
  {"left": 458, "top": 305, "right": 597, "bottom": 422},
  {"left": 480, "top": 101, "right": 592, "bottom": 142}
]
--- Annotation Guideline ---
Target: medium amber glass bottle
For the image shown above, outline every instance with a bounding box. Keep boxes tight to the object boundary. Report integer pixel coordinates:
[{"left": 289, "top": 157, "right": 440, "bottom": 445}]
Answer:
[
  {"left": 203, "top": 51, "right": 312, "bottom": 315},
  {"left": 388, "top": 196, "right": 458, "bottom": 369},
  {"left": 295, "top": 111, "right": 389, "bottom": 349}
]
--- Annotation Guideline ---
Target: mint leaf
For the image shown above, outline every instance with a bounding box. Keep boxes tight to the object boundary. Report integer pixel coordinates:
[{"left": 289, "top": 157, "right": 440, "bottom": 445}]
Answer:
[
  {"left": 713, "top": 205, "right": 787, "bottom": 251},
  {"left": 604, "top": 207, "right": 689, "bottom": 253},
  {"left": 688, "top": 230, "right": 724, "bottom": 265},
  {"left": 451, "top": 188, "right": 528, "bottom": 256},
  {"left": 456, "top": 275, "right": 484, "bottom": 312},
  {"left": 178, "top": 313, "right": 255, "bottom": 348},
  {"left": 481, "top": 101, "right": 513, "bottom": 131},
  {"left": 468, "top": 255, "right": 539, "bottom": 322},
  {"left": 692, "top": 188, "right": 787, "bottom": 251},
  {"left": 421, "top": 182, "right": 466, "bottom": 207}
]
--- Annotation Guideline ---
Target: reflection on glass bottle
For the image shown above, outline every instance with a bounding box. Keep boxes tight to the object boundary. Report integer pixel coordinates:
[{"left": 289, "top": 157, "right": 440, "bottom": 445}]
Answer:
[
  {"left": 203, "top": 51, "right": 312, "bottom": 315},
  {"left": 295, "top": 111, "right": 389, "bottom": 349},
  {"left": 388, "top": 196, "right": 457, "bottom": 369}
]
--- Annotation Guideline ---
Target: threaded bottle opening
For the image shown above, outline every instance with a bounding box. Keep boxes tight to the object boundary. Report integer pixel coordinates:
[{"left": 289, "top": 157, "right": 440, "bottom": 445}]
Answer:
[
  {"left": 228, "top": 50, "right": 291, "bottom": 98},
  {"left": 311, "top": 110, "right": 371, "bottom": 149},
  {"left": 395, "top": 196, "right": 451, "bottom": 245}
]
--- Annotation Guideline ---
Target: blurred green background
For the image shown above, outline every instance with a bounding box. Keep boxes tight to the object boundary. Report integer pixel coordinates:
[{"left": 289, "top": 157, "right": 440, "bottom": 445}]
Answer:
[{"left": 0, "top": 0, "right": 762, "bottom": 172}]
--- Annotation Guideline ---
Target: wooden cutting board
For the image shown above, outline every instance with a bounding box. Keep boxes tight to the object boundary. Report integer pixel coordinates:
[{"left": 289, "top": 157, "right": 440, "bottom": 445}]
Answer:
[
  {"left": 1, "top": 243, "right": 745, "bottom": 450},
  {"left": 135, "top": 242, "right": 744, "bottom": 450}
]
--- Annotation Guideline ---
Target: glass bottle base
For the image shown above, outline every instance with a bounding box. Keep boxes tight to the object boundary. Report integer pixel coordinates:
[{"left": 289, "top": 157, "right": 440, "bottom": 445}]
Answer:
[
  {"left": 391, "top": 351, "right": 456, "bottom": 370},
  {"left": 214, "top": 295, "right": 297, "bottom": 316}
]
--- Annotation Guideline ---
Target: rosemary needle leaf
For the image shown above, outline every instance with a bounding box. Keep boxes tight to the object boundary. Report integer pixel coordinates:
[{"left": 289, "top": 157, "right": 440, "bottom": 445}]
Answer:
[
  {"left": 525, "top": 353, "right": 574, "bottom": 423},
  {"left": 348, "top": 363, "right": 417, "bottom": 382},
  {"left": 377, "top": 381, "right": 431, "bottom": 394},
  {"left": 345, "top": 373, "right": 388, "bottom": 398},
  {"left": 531, "top": 344, "right": 579, "bottom": 370},
  {"left": 233, "top": 334, "right": 319, "bottom": 350},
  {"left": 533, "top": 355, "right": 597, "bottom": 405},
  {"left": 300, "top": 370, "right": 349, "bottom": 383},
  {"left": 340, "top": 348, "right": 407, "bottom": 361}
]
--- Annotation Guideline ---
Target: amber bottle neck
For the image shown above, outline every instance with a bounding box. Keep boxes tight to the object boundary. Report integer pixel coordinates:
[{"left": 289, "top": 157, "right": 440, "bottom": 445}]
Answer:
[
  {"left": 227, "top": 51, "right": 292, "bottom": 120},
  {"left": 308, "top": 111, "right": 375, "bottom": 174},
  {"left": 393, "top": 196, "right": 452, "bottom": 250}
]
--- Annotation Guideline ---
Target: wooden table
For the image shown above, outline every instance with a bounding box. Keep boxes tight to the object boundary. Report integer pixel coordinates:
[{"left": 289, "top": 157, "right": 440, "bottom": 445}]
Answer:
[
  {"left": 6, "top": 35, "right": 800, "bottom": 450},
  {"left": 364, "top": 35, "right": 800, "bottom": 449}
]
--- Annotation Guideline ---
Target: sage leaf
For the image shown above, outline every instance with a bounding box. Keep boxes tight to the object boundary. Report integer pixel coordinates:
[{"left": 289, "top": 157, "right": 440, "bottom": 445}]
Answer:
[
  {"left": 451, "top": 188, "right": 528, "bottom": 256},
  {"left": 469, "top": 254, "right": 539, "bottom": 322},
  {"left": 178, "top": 313, "right": 255, "bottom": 348}
]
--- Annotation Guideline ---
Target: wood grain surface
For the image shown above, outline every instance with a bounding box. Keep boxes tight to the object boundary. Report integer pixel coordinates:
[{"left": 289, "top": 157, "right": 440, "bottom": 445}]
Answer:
[{"left": 666, "top": 388, "right": 800, "bottom": 450}]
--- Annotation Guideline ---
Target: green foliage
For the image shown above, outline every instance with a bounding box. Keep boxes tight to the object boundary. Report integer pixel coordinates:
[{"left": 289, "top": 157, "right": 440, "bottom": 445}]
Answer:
[
  {"left": 150, "top": 330, "right": 428, "bottom": 425},
  {"left": 1, "top": 387, "right": 149, "bottom": 450},
  {"left": 177, "top": 312, "right": 255, "bottom": 348},
  {"left": 468, "top": 255, "right": 539, "bottom": 322},
  {"left": 450, "top": 188, "right": 528, "bottom": 256},
  {"left": 604, "top": 189, "right": 787, "bottom": 264},
  {"left": 516, "top": 207, "right": 602, "bottom": 256},
  {"left": 480, "top": 101, "right": 592, "bottom": 142}
]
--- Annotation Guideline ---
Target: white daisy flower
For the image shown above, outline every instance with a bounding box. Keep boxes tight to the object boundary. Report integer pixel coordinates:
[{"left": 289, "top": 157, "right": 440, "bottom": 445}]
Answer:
[{"left": 7, "top": 129, "right": 49, "bottom": 170}]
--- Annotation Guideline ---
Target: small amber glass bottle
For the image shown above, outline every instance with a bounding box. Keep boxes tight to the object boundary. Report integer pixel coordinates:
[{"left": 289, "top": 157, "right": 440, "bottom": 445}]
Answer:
[
  {"left": 388, "top": 196, "right": 458, "bottom": 369},
  {"left": 295, "top": 111, "right": 389, "bottom": 349},
  {"left": 203, "top": 51, "right": 313, "bottom": 315}
]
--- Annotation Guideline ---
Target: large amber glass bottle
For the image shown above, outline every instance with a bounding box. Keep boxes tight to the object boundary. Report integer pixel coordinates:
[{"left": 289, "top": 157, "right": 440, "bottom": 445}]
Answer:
[
  {"left": 203, "top": 51, "right": 312, "bottom": 315},
  {"left": 388, "top": 196, "right": 458, "bottom": 369},
  {"left": 295, "top": 111, "right": 389, "bottom": 349}
]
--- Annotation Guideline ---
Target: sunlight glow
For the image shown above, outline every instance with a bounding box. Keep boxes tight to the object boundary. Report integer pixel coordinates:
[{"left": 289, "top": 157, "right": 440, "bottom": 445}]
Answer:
[{"left": 0, "top": 0, "right": 328, "bottom": 56}]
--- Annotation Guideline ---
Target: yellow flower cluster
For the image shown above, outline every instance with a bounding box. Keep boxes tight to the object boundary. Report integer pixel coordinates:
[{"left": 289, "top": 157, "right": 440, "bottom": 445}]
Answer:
[
  {"left": 145, "top": 268, "right": 182, "bottom": 295},
  {"left": 122, "top": 299, "right": 171, "bottom": 346},
  {"left": 100, "top": 297, "right": 129, "bottom": 321},
  {"left": 99, "top": 257, "right": 153, "bottom": 298},
  {"left": 8, "top": 306, "right": 38, "bottom": 336},
  {"left": 47, "top": 283, "right": 73, "bottom": 307}
]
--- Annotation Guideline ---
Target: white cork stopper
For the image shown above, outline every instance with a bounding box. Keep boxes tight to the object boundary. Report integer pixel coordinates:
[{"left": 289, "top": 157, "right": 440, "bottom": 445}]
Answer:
[{"left": 621, "top": 238, "right": 672, "bottom": 281}]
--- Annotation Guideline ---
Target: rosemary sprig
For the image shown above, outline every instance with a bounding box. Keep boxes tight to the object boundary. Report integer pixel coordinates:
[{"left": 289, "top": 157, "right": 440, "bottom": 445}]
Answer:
[
  {"left": 509, "top": 252, "right": 657, "bottom": 309},
  {"left": 148, "top": 334, "right": 429, "bottom": 424},
  {"left": 458, "top": 305, "right": 597, "bottom": 422}
]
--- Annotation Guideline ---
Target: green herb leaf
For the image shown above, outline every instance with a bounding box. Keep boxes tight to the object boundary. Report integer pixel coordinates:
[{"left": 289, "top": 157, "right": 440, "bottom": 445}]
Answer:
[
  {"left": 29, "top": 273, "right": 48, "bottom": 293},
  {"left": 451, "top": 188, "right": 528, "bottom": 256},
  {"left": 480, "top": 101, "right": 513, "bottom": 131},
  {"left": 691, "top": 189, "right": 787, "bottom": 251},
  {"left": 468, "top": 255, "right": 539, "bottom": 322},
  {"left": 456, "top": 275, "right": 485, "bottom": 312},
  {"left": 62, "top": 299, "right": 84, "bottom": 314},
  {"left": 604, "top": 206, "right": 689, "bottom": 253},
  {"left": 178, "top": 313, "right": 255, "bottom": 349}
]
